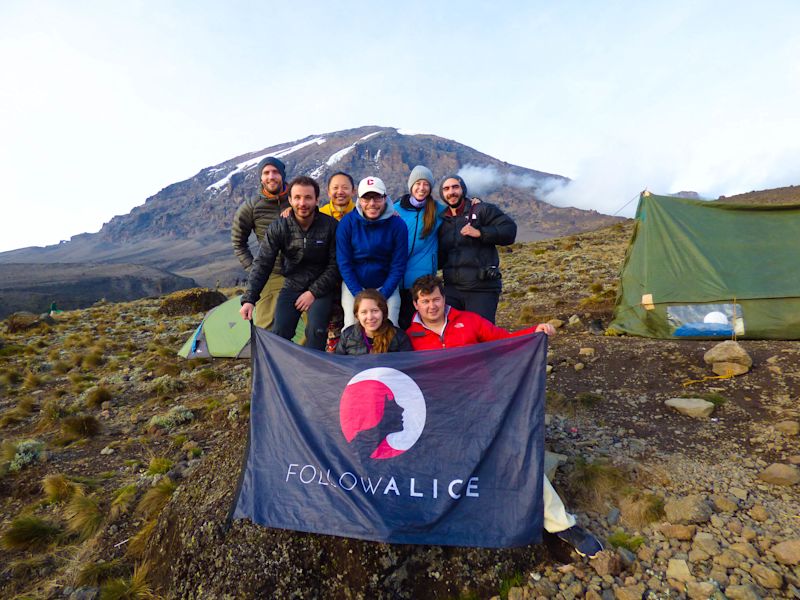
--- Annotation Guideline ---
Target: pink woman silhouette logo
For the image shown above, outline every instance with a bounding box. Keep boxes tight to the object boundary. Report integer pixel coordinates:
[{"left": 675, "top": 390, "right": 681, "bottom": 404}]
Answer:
[{"left": 339, "top": 368, "right": 426, "bottom": 459}]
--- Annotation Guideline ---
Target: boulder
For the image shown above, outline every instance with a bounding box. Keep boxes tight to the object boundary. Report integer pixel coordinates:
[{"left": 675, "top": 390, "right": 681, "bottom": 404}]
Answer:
[
  {"left": 664, "top": 495, "right": 712, "bottom": 524},
  {"left": 749, "top": 564, "right": 782, "bottom": 589},
  {"left": 711, "top": 362, "right": 749, "bottom": 376},
  {"left": 775, "top": 420, "right": 800, "bottom": 435},
  {"left": 757, "top": 463, "right": 800, "bottom": 486},
  {"left": 666, "top": 558, "right": 693, "bottom": 583},
  {"left": 5, "top": 311, "right": 45, "bottom": 332},
  {"left": 664, "top": 398, "right": 715, "bottom": 418},
  {"left": 703, "top": 341, "right": 752, "bottom": 367},
  {"left": 159, "top": 288, "right": 227, "bottom": 316},
  {"left": 771, "top": 539, "right": 800, "bottom": 565}
]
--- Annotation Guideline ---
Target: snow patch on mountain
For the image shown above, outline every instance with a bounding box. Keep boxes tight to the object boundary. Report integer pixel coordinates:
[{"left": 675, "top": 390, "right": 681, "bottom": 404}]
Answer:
[
  {"left": 360, "top": 131, "right": 382, "bottom": 141},
  {"left": 397, "top": 128, "right": 428, "bottom": 136},
  {"left": 326, "top": 145, "right": 355, "bottom": 166},
  {"left": 206, "top": 137, "right": 327, "bottom": 191}
]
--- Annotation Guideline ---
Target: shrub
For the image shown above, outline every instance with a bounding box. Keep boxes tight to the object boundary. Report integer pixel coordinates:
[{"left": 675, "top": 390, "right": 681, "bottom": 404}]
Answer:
[
  {"left": 148, "top": 375, "right": 185, "bottom": 397},
  {"left": 6, "top": 439, "right": 45, "bottom": 472},
  {"left": 147, "top": 405, "right": 193, "bottom": 432},
  {"left": 64, "top": 491, "right": 104, "bottom": 540},
  {"left": 1, "top": 515, "right": 62, "bottom": 550}
]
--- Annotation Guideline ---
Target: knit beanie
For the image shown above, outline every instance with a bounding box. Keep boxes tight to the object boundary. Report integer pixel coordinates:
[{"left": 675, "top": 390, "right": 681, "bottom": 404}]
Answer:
[
  {"left": 407, "top": 165, "right": 434, "bottom": 192},
  {"left": 256, "top": 156, "right": 287, "bottom": 183},
  {"left": 438, "top": 174, "right": 468, "bottom": 201}
]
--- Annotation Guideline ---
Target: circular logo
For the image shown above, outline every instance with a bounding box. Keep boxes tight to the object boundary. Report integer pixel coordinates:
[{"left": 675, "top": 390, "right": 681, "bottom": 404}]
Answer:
[{"left": 339, "top": 367, "right": 426, "bottom": 460}]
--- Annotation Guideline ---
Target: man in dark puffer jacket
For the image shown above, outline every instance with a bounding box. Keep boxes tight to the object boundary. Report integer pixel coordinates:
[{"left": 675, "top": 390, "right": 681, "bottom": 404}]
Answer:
[
  {"left": 231, "top": 156, "right": 290, "bottom": 330},
  {"left": 240, "top": 176, "right": 340, "bottom": 350},
  {"left": 437, "top": 175, "right": 517, "bottom": 323}
]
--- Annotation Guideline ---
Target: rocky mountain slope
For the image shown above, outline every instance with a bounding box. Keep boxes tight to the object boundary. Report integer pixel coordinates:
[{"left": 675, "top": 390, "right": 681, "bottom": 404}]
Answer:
[
  {"left": 0, "top": 126, "right": 623, "bottom": 292},
  {"left": 1, "top": 223, "right": 798, "bottom": 599}
]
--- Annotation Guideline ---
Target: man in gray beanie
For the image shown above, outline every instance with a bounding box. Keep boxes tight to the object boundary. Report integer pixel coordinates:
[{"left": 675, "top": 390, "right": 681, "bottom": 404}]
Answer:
[
  {"left": 437, "top": 174, "right": 517, "bottom": 323},
  {"left": 231, "top": 156, "right": 291, "bottom": 330}
]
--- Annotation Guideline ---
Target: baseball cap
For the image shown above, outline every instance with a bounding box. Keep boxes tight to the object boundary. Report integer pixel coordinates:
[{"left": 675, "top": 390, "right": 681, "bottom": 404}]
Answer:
[{"left": 358, "top": 176, "right": 387, "bottom": 198}]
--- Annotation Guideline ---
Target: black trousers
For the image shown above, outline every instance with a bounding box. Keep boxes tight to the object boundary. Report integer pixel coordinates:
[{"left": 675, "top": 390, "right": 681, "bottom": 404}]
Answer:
[
  {"left": 272, "top": 287, "right": 332, "bottom": 351},
  {"left": 443, "top": 286, "right": 500, "bottom": 324}
]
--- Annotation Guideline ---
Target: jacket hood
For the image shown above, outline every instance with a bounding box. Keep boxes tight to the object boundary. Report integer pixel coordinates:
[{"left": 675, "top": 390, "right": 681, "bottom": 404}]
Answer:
[
  {"left": 355, "top": 197, "right": 395, "bottom": 221},
  {"left": 438, "top": 174, "right": 468, "bottom": 205}
]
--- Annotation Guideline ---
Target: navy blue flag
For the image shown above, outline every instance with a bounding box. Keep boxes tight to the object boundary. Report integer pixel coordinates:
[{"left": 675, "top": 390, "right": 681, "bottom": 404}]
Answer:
[{"left": 231, "top": 326, "right": 547, "bottom": 547}]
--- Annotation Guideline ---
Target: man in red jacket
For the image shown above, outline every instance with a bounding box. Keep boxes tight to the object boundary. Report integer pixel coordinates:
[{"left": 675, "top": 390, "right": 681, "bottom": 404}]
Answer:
[{"left": 406, "top": 275, "right": 603, "bottom": 559}]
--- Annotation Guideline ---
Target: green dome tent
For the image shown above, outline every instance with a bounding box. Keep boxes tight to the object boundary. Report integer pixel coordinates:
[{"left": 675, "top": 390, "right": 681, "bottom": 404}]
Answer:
[
  {"left": 178, "top": 295, "right": 307, "bottom": 358},
  {"left": 178, "top": 295, "right": 253, "bottom": 358},
  {"left": 609, "top": 191, "right": 800, "bottom": 339}
]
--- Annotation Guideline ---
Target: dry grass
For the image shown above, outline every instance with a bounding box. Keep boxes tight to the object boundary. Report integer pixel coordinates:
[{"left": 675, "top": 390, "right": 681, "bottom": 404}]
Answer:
[
  {"left": 136, "top": 477, "right": 176, "bottom": 519},
  {"left": 127, "top": 520, "right": 157, "bottom": 559},
  {"left": 0, "top": 396, "right": 35, "bottom": 427},
  {"left": 42, "top": 473, "right": 80, "bottom": 503},
  {"left": 146, "top": 457, "right": 173, "bottom": 476},
  {"left": 99, "top": 562, "right": 157, "bottom": 600},
  {"left": 619, "top": 491, "right": 665, "bottom": 529},
  {"left": 1, "top": 515, "right": 63, "bottom": 550},
  {"left": 58, "top": 414, "right": 101, "bottom": 444},
  {"left": 76, "top": 558, "right": 129, "bottom": 587},
  {"left": 566, "top": 457, "right": 627, "bottom": 508},
  {"left": 85, "top": 386, "right": 113, "bottom": 409},
  {"left": 22, "top": 371, "right": 43, "bottom": 390},
  {"left": 64, "top": 491, "right": 104, "bottom": 540},
  {"left": 109, "top": 485, "right": 138, "bottom": 521}
]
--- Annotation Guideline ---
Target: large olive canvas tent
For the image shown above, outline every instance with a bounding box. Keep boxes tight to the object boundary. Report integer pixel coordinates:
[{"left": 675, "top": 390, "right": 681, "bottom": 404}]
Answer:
[{"left": 608, "top": 192, "right": 800, "bottom": 339}]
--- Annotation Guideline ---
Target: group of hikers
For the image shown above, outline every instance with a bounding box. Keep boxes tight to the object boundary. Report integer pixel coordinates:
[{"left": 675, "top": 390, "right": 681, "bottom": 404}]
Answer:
[{"left": 230, "top": 156, "right": 603, "bottom": 558}]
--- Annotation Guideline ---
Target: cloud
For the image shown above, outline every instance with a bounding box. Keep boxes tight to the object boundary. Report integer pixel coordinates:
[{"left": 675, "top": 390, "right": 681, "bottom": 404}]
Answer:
[{"left": 456, "top": 165, "right": 543, "bottom": 197}]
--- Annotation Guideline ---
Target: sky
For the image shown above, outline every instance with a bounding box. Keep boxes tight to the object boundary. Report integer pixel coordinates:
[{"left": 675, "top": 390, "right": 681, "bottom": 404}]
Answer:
[{"left": 1, "top": 0, "right": 799, "bottom": 252}]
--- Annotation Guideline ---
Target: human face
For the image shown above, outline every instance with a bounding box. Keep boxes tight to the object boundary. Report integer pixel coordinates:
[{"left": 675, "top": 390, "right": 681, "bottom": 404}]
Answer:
[
  {"left": 356, "top": 298, "right": 384, "bottom": 335},
  {"left": 441, "top": 178, "right": 463, "bottom": 207},
  {"left": 261, "top": 165, "right": 283, "bottom": 195},
  {"left": 328, "top": 174, "right": 354, "bottom": 208},
  {"left": 413, "top": 287, "right": 445, "bottom": 327},
  {"left": 289, "top": 184, "right": 318, "bottom": 220},
  {"left": 359, "top": 192, "right": 386, "bottom": 220},
  {"left": 411, "top": 179, "right": 431, "bottom": 201}
]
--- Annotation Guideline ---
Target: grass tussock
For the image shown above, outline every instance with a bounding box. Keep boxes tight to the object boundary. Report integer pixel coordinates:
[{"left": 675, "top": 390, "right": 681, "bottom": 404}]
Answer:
[
  {"left": 38, "top": 396, "right": 68, "bottom": 430},
  {"left": 607, "top": 529, "right": 647, "bottom": 552},
  {"left": 64, "top": 490, "right": 104, "bottom": 540},
  {"left": 82, "top": 351, "right": 105, "bottom": 369},
  {"left": 126, "top": 520, "right": 157, "bottom": 559},
  {"left": 100, "top": 562, "right": 156, "bottom": 600},
  {"left": 136, "top": 477, "right": 176, "bottom": 519},
  {"left": 0, "top": 368, "right": 22, "bottom": 386},
  {"left": 85, "top": 386, "right": 113, "bottom": 409},
  {"left": 42, "top": 473, "right": 80, "bottom": 503},
  {"left": 0, "top": 397, "right": 35, "bottom": 427},
  {"left": 22, "top": 371, "right": 43, "bottom": 390},
  {"left": 1, "top": 515, "right": 62, "bottom": 550},
  {"left": 619, "top": 491, "right": 665, "bottom": 529},
  {"left": 566, "top": 457, "right": 626, "bottom": 508},
  {"left": 109, "top": 485, "right": 138, "bottom": 521},
  {"left": 52, "top": 360, "right": 72, "bottom": 374},
  {"left": 76, "top": 558, "right": 129, "bottom": 587},
  {"left": 146, "top": 457, "right": 173, "bottom": 476},
  {"left": 58, "top": 415, "right": 101, "bottom": 444}
]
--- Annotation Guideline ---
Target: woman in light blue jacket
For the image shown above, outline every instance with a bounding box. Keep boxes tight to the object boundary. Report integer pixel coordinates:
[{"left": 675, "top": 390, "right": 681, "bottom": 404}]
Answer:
[{"left": 394, "top": 165, "right": 444, "bottom": 329}]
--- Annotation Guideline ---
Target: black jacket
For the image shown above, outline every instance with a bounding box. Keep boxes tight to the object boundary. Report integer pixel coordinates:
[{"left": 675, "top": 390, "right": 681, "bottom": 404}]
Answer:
[
  {"left": 231, "top": 186, "right": 290, "bottom": 272},
  {"left": 242, "top": 210, "right": 340, "bottom": 304},
  {"left": 335, "top": 323, "right": 413, "bottom": 355},
  {"left": 438, "top": 201, "right": 517, "bottom": 292}
]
